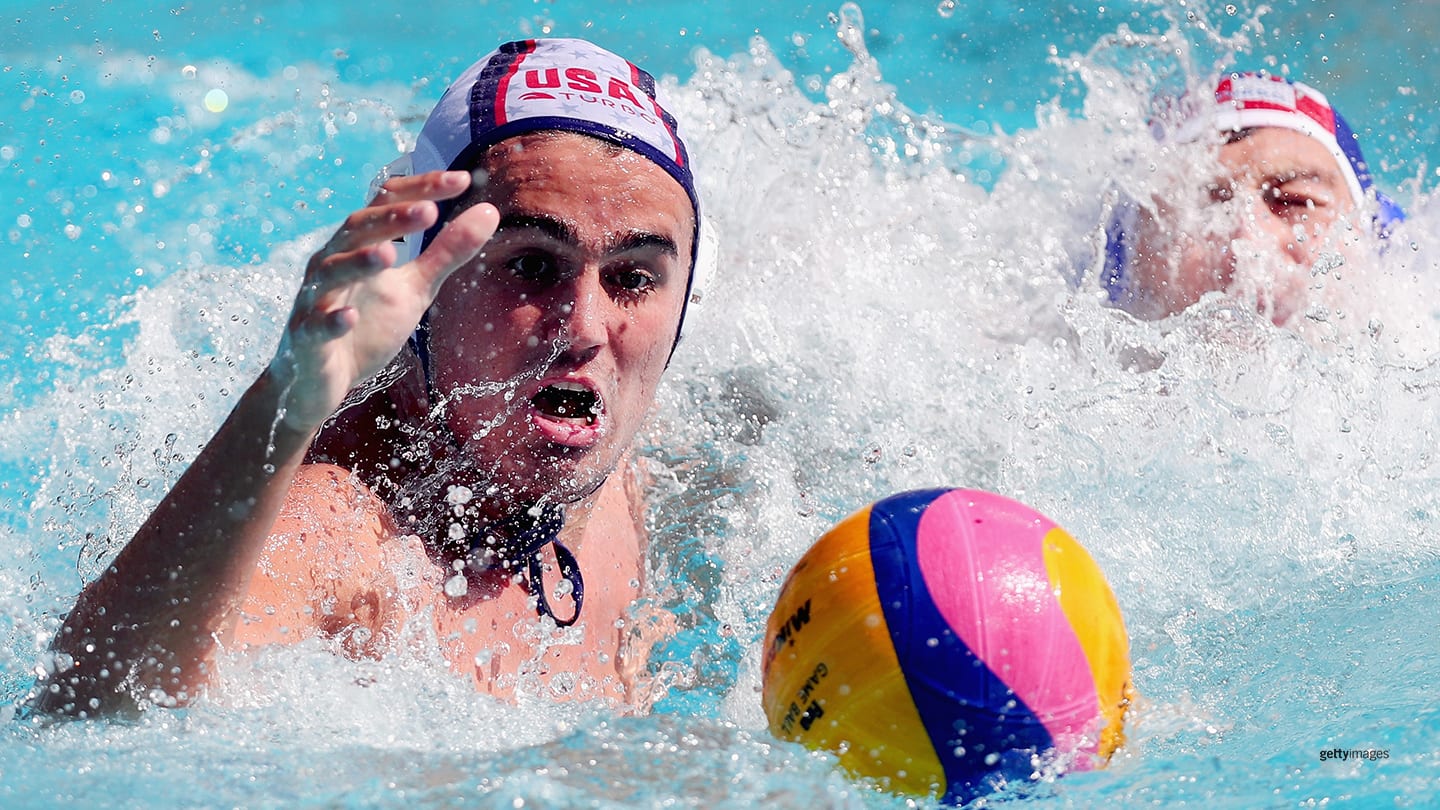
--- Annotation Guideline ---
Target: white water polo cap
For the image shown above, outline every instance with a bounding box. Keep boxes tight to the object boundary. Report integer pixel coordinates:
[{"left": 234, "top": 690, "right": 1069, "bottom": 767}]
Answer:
[{"left": 380, "top": 38, "right": 713, "bottom": 343}]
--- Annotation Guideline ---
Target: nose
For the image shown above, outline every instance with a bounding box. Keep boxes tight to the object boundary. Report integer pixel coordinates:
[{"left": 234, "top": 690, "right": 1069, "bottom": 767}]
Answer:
[{"left": 551, "top": 268, "right": 608, "bottom": 359}]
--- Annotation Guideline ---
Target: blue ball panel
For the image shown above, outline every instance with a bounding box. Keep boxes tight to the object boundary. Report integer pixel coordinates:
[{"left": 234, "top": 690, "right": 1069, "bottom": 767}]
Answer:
[{"left": 868, "top": 489, "right": 1056, "bottom": 803}]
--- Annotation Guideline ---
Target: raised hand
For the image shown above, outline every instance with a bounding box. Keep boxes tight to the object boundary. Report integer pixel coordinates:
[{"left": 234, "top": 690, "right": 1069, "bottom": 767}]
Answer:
[{"left": 269, "top": 170, "right": 500, "bottom": 433}]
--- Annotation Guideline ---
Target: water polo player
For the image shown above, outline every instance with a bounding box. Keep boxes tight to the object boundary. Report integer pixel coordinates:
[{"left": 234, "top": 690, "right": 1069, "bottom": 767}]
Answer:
[
  {"left": 1100, "top": 71, "right": 1404, "bottom": 325},
  {"left": 37, "top": 38, "right": 711, "bottom": 715}
]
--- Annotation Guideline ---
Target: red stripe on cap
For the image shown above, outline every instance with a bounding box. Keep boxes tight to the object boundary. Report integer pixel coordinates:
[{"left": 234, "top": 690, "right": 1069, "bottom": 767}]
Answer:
[
  {"left": 493, "top": 39, "right": 538, "bottom": 127},
  {"left": 630, "top": 60, "right": 684, "bottom": 166},
  {"left": 1295, "top": 95, "right": 1336, "bottom": 134},
  {"left": 1215, "top": 75, "right": 1236, "bottom": 103}
]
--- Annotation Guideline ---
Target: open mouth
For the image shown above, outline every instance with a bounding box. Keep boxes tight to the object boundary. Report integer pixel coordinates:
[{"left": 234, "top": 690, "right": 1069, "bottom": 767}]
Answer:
[{"left": 531, "top": 381, "right": 602, "bottom": 425}]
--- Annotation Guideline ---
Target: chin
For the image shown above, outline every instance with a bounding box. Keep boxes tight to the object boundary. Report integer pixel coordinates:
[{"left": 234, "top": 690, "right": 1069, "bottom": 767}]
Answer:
[{"left": 449, "top": 405, "right": 632, "bottom": 506}]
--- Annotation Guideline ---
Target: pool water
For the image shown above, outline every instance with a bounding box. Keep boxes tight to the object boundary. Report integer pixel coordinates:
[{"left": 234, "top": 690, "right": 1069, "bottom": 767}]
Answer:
[{"left": 5, "top": 0, "right": 1440, "bottom": 806}]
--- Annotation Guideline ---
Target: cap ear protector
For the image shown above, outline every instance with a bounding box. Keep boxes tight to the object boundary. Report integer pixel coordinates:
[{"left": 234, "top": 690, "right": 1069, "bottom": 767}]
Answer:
[
  {"left": 1100, "top": 194, "right": 1138, "bottom": 306},
  {"left": 682, "top": 217, "right": 718, "bottom": 338}
]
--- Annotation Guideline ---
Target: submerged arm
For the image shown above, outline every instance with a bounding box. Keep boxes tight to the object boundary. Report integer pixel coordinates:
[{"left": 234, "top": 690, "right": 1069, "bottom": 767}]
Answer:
[{"left": 35, "top": 171, "right": 498, "bottom": 716}]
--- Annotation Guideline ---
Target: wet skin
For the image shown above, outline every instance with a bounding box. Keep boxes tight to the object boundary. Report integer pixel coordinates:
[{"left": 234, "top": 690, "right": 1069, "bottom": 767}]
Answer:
[{"left": 38, "top": 132, "right": 696, "bottom": 712}]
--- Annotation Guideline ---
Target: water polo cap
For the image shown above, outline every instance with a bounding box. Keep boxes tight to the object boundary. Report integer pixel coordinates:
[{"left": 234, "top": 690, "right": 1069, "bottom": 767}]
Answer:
[
  {"left": 1102, "top": 72, "right": 1405, "bottom": 303},
  {"left": 378, "top": 37, "right": 716, "bottom": 344}
]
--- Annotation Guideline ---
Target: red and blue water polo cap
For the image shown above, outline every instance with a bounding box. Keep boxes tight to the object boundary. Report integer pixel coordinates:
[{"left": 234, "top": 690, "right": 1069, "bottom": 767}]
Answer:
[
  {"left": 1178, "top": 72, "right": 1391, "bottom": 214},
  {"left": 412, "top": 38, "right": 696, "bottom": 217}
]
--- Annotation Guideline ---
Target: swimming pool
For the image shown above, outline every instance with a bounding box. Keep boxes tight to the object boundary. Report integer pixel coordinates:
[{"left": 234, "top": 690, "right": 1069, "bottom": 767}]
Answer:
[{"left": 5, "top": 0, "right": 1440, "bottom": 805}]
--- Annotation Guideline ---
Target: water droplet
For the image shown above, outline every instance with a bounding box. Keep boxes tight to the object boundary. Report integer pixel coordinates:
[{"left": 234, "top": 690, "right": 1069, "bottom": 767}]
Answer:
[
  {"left": 203, "top": 88, "right": 228, "bottom": 113},
  {"left": 444, "top": 573, "right": 468, "bottom": 598},
  {"left": 937, "top": 0, "right": 957, "bottom": 17}
]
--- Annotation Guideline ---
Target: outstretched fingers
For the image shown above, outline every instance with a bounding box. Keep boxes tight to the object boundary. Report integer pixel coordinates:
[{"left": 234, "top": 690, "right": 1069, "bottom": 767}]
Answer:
[
  {"left": 413, "top": 201, "right": 501, "bottom": 291},
  {"left": 305, "top": 238, "right": 395, "bottom": 297},
  {"left": 298, "top": 171, "right": 481, "bottom": 318},
  {"left": 322, "top": 170, "right": 473, "bottom": 257}
]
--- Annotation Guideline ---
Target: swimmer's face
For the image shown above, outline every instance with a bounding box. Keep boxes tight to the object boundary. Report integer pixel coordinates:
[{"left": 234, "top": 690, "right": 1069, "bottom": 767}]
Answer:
[
  {"left": 426, "top": 131, "right": 693, "bottom": 506},
  {"left": 1127, "top": 126, "right": 1361, "bottom": 325}
]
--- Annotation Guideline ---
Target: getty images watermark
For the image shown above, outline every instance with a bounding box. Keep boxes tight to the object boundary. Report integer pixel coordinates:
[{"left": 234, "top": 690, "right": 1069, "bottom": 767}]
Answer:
[{"left": 1319, "top": 747, "right": 1390, "bottom": 763}]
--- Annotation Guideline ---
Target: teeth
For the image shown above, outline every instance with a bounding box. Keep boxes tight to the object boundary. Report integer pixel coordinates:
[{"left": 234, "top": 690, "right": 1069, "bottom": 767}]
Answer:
[{"left": 532, "top": 380, "right": 602, "bottom": 423}]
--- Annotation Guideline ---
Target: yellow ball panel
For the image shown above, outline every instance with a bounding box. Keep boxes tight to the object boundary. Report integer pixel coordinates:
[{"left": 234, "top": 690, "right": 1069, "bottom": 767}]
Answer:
[
  {"left": 762, "top": 506, "right": 947, "bottom": 796},
  {"left": 1040, "top": 526, "right": 1133, "bottom": 759}
]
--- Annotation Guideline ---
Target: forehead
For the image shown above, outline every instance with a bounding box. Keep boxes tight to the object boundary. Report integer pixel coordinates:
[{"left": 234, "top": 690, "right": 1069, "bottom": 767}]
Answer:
[
  {"left": 1217, "top": 127, "right": 1346, "bottom": 186},
  {"left": 473, "top": 131, "right": 695, "bottom": 241}
]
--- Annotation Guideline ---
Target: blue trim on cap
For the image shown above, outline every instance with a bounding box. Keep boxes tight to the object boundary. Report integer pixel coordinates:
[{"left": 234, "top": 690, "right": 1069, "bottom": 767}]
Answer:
[
  {"left": 1334, "top": 110, "right": 1409, "bottom": 236},
  {"left": 868, "top": 489, "right": 1054, "bottom": 804},
  {"left": 1102, "top": 200, "right": 1134, "bottom": 304},
  {"left": 1332, "top": 112, "right": 1374, "bottom": 191},
  {"left": 449, "top": 116, "right": 696, "bottom": 214},
  {"left": 470, "top": 39, "right": 535, "bottom": 138}
]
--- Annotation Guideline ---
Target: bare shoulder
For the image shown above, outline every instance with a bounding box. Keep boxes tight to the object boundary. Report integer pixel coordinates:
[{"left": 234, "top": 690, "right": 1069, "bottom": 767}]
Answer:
[{"left": 227, "top": 463, "right": 412, "bottom": 657}]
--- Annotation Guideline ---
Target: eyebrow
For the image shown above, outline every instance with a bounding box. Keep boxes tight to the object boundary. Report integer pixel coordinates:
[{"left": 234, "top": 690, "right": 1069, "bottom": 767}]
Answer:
[
  {"left": 495, "top": 213, "right": 680, "bottom": 259},
  {"left": 496, "top": 213, "right": 577, "bottom": 244},
  {"left": 610, "top": 231, "right": 680, "bottom": 258}
]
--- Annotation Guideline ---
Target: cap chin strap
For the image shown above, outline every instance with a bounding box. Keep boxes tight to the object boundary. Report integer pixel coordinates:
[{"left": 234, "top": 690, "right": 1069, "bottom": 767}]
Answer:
[{"left": 470, "top": 503, "right": 585, "bottom": 627}]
